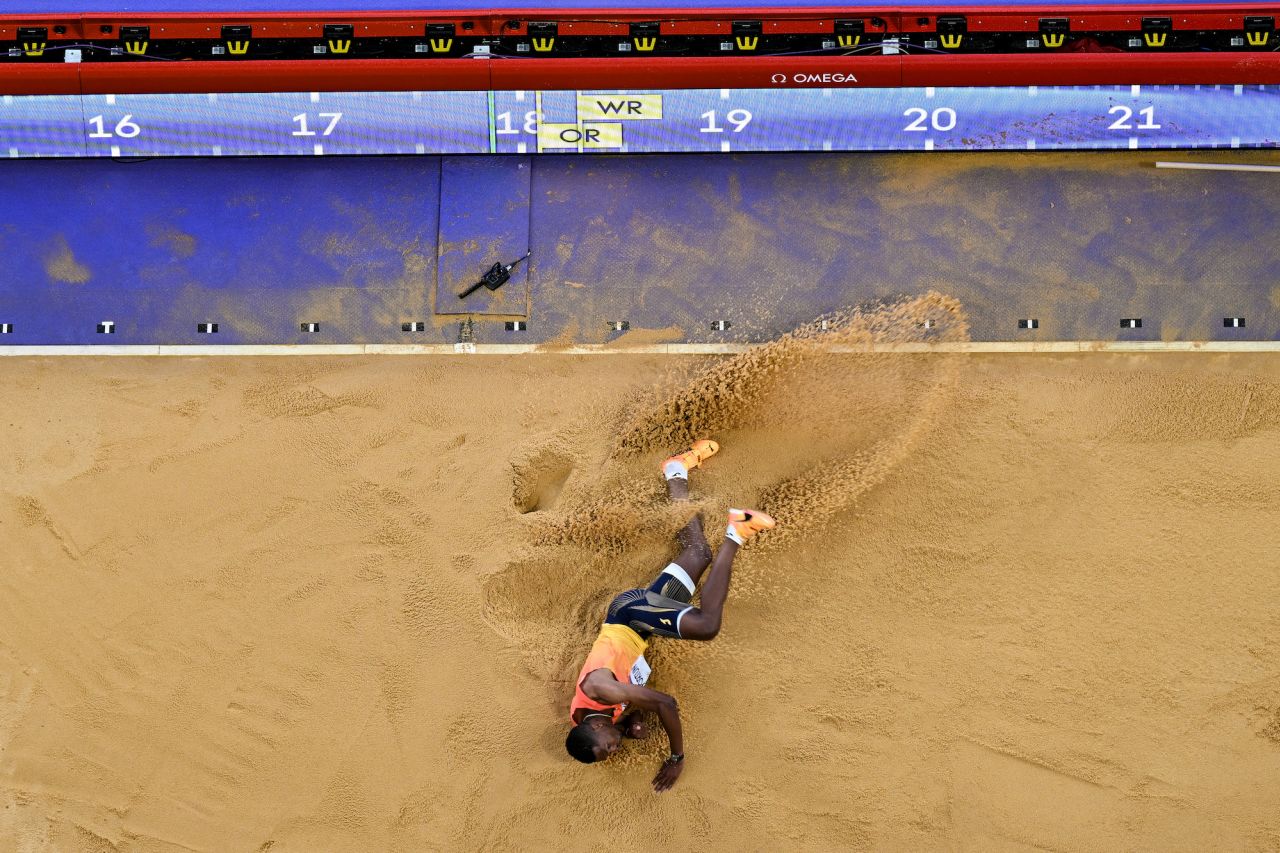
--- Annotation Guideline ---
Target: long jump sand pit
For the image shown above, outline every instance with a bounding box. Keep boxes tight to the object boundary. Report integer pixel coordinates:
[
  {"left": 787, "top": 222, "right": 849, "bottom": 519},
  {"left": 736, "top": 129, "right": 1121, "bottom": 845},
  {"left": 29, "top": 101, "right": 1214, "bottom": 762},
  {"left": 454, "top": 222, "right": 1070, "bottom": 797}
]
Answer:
[{"left": 2, "top": 315, "right": 1280, "bottom": 849}]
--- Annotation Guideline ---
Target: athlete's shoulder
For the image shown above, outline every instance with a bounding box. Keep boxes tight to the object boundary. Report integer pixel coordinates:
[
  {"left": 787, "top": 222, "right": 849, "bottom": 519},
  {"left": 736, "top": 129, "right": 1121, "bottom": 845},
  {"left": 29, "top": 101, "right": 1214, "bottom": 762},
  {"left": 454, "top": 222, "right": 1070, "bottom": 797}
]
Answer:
[{"left": 580, "top": 666, "right": 620, "bottom": 699}]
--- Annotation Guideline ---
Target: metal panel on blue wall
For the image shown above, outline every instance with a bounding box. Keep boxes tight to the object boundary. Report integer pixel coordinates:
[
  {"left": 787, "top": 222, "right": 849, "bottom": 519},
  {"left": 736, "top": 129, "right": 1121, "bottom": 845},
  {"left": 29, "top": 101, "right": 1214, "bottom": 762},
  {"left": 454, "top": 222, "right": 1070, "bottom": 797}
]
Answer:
[
  {"left": 435, "top": 155, "right": 531, "bottom": 316},
  {"left": 0, "top": 158, "right": 440, "bottom": 344}
]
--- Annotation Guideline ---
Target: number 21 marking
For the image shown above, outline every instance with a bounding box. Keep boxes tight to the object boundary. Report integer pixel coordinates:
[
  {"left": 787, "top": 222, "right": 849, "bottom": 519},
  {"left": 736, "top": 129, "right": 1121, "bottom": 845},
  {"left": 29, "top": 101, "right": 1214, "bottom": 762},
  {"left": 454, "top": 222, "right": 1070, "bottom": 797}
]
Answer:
[{"left": 1108, "top": 105, "right": 1160, "bottom": 130}]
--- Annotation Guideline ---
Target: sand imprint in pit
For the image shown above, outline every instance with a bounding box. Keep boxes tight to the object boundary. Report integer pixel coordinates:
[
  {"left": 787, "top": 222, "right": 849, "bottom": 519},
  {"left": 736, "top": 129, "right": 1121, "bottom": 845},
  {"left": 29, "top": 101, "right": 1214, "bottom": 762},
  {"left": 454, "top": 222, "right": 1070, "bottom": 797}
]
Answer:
[{"left": 485, "top": 293, "right": 972, "bottom": 698}]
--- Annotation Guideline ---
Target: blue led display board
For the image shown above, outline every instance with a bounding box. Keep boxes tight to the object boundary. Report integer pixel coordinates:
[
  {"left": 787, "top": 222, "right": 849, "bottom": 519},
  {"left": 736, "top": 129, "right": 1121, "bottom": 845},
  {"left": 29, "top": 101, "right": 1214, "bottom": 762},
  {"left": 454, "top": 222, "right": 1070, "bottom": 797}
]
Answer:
[{"left": 0, "top": 85, "right": 1274, "bottom": 158}]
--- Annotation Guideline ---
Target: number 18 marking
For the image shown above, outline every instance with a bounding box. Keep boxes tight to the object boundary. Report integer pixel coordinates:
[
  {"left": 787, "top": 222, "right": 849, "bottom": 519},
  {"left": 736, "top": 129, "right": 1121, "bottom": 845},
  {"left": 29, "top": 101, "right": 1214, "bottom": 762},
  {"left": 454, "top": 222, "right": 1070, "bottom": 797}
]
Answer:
[{"left": 292, "top": 112, "right": 343, "bottom": 137}]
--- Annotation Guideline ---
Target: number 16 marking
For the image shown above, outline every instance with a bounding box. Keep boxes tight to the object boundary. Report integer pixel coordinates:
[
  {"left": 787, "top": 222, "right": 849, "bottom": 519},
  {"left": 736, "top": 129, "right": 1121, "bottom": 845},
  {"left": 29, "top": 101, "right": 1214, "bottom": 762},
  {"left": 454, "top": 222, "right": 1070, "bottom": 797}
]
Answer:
[{"left": 292, "top": 112, "right": 343, "bottom": 137}]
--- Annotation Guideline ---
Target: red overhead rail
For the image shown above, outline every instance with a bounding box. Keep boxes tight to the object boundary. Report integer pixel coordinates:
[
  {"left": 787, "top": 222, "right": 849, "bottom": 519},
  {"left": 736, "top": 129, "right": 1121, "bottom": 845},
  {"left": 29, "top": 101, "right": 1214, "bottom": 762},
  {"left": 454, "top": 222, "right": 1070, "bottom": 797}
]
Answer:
[
  {"left": 0, "top": 54, "right": 1243, "bottom": 94},
  {"left": 3, "top": 5, "right": 1280, "bottom": 93}
]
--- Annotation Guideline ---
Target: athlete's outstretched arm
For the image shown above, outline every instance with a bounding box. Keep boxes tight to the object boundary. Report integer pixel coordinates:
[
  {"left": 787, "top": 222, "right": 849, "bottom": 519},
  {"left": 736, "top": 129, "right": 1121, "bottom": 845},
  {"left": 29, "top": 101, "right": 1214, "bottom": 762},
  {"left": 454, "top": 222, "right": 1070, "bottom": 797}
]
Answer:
[{"left": 588, "top": 680, "right": 685, "bottom": 791}]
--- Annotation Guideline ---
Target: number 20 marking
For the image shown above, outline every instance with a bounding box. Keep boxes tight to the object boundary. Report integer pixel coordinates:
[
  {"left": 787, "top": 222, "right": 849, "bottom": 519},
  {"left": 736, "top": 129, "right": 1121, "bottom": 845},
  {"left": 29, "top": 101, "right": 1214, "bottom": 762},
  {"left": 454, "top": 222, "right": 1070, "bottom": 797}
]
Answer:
[
  {"left": 1108, "top": 105, "right": 1160, "bottom": 130},
  {"left": 903, "top": 107, "right": 956, "bottom": 132},
  {"left": 292, "top": 112, "right": 343, "bottom": 137}
]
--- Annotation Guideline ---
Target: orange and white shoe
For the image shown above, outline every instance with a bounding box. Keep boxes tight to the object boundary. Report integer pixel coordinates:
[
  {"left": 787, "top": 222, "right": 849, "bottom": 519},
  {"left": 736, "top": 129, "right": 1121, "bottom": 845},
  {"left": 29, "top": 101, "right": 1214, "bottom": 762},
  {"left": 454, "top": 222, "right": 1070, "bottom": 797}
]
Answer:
[
  {"left": 726, "top": 508, "right": 776, "bottom": 545},
  {"left": 661, "top": 439, "right": 720, "bottom": 479}
]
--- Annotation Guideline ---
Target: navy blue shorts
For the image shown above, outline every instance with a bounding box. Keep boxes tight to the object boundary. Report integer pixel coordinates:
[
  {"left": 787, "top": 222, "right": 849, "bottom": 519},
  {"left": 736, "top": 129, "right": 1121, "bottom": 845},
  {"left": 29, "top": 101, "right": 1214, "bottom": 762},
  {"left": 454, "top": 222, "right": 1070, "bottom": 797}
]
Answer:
[{"left": 604, "top": 563, "right": 697, "bottom": 639}]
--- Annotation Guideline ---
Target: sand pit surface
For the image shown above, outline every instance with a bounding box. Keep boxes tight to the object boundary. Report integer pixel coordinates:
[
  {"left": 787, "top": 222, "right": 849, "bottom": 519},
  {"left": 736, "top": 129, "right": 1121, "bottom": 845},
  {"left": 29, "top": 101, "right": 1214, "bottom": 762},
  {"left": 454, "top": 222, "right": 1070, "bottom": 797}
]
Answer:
[{"left": 2, "top": 341, "right": 1279, "bottom": 851}]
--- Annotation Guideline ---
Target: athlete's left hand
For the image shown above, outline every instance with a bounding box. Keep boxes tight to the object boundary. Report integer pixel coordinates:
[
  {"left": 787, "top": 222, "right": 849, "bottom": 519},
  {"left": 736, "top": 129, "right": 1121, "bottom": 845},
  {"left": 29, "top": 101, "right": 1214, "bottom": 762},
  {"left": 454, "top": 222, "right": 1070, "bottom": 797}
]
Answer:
[{"left": 652, "top": 759, "right": 683, "bottom": 793}]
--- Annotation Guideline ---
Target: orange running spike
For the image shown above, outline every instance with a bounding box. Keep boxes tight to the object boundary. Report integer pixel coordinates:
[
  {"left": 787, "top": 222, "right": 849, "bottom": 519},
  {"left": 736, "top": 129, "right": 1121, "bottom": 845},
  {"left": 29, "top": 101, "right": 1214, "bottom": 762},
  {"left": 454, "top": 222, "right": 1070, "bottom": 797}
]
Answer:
[
  {"left": 662, "top": 439, "right": 720, "bottom": 474},
  {"left": 727, "top": 508, "right": 777, "bottom": 542}
]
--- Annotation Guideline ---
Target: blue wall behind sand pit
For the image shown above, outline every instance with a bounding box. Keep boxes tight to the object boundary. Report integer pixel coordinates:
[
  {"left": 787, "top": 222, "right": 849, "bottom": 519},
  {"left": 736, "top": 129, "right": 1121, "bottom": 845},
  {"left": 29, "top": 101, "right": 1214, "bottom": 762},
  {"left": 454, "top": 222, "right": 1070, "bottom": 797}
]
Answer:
[{"left": 0, "top": 152, "right": 1275, "bottom": 345}]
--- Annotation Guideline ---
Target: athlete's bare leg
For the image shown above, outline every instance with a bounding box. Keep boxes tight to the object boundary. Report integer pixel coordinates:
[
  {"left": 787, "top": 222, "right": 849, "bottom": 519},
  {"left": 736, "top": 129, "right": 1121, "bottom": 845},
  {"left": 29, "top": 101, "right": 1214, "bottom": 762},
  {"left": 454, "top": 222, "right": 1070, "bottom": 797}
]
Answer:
[
  {"left": 674, "top": 538, "right": 739, "bottom": 641},
  {"left": 665, "top": 475, "right": 712, "bottom": 585}
]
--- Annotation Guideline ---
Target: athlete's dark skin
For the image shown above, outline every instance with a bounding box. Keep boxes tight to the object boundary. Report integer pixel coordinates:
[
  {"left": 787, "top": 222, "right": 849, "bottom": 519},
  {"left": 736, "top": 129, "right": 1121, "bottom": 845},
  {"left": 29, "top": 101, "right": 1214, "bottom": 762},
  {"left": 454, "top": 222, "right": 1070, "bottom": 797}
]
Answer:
[{"left": 571, "top": 474, "right": 742, "bottom": 793}]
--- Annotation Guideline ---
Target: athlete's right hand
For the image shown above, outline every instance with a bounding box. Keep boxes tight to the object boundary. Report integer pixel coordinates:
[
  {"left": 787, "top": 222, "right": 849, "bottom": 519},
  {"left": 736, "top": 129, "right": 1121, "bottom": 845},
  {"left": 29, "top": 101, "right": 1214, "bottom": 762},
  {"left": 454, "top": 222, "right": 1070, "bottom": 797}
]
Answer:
[{"left": 652, "top": 759, "right": 683, "bottom": 793}]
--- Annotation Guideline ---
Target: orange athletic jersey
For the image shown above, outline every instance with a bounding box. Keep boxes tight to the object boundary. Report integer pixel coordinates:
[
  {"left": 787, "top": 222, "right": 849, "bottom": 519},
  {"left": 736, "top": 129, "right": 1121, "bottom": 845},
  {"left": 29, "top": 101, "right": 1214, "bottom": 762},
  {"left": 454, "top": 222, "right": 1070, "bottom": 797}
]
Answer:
[{"left": 569, "top": 623, "right": 649, "bottom": 724}]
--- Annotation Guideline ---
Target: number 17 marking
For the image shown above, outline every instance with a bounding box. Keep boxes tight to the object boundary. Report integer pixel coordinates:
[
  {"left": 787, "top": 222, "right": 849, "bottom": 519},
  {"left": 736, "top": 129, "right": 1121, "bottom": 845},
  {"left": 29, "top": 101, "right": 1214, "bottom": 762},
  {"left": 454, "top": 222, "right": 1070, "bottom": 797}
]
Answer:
[{"left": 292, "top": 112, "right": 343, "bottom": 137}]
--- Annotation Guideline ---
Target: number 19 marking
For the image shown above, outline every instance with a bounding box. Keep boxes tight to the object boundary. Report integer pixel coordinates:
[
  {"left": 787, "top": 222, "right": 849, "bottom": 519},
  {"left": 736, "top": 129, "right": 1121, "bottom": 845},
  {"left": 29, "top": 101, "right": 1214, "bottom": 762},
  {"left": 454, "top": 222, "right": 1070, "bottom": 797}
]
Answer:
[{"left": 700, "top": 109, "right": 753, "bottom": 133}]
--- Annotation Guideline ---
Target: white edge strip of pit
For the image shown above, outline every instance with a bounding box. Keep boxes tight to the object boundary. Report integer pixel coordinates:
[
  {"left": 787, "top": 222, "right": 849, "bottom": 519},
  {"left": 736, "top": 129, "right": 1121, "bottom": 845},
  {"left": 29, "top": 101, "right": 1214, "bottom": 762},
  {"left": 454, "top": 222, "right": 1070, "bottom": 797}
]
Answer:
[
  {"left": 1, "top": 341, "right": 1279, "bottom": 357},
  {"left": 1155, "top": 161, "right": 1280, "bottom": 173}
]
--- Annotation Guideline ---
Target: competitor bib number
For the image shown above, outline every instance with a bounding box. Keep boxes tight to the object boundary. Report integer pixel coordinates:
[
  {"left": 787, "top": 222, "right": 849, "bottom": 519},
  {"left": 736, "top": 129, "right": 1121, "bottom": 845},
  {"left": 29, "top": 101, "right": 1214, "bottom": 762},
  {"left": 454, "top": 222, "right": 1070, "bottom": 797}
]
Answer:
[{"left": 629, "top": 655, "right": 651, "bottom": 686}]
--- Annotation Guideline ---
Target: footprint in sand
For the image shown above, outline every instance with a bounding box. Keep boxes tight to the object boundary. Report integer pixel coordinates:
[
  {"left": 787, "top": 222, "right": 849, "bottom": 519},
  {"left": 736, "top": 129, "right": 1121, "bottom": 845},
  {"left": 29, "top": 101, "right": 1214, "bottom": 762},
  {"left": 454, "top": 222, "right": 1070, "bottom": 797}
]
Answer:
[{"left": 510, "top": 444, "right": 575, "bottom": 514}]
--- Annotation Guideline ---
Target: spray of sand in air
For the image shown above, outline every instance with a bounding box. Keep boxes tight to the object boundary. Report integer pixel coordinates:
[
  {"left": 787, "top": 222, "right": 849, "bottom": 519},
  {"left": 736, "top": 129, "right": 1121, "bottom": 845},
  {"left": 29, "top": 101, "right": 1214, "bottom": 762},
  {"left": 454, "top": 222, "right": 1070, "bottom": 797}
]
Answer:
[
  {"left": 490, "top": 292, "right": 971, "bottom": 683},
  {"left": 533, "top": 292, "right": 970, "bottom": 555},
  {"left": 614, "top": 292, "right": 969, "bottom": 457}
]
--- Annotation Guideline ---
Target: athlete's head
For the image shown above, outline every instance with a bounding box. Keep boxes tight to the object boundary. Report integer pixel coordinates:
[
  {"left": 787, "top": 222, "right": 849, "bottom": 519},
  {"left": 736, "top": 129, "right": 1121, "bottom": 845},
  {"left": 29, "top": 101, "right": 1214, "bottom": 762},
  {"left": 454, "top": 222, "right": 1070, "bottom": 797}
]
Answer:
[{"left": 565, "top": 718, "right": 622, "bottom": 763}]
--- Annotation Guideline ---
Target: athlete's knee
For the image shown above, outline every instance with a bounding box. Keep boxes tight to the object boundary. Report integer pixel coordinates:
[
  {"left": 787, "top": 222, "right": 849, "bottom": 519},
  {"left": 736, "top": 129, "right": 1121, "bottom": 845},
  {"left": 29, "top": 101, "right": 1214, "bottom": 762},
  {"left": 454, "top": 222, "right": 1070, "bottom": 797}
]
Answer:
[
  {"left": 680, "top": 610, "right": 720, "bottom": 641},
  {"left": 681, "top": 540, "right": 712, "bottom": 571}
]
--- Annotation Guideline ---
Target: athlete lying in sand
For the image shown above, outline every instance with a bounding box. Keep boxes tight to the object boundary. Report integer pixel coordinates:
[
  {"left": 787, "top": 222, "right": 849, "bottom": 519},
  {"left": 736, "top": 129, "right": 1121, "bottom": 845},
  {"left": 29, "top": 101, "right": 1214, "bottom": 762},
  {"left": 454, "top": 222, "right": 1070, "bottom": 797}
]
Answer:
[{"left": 564, "top": 439, "right": 776, "bottom": 792}]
